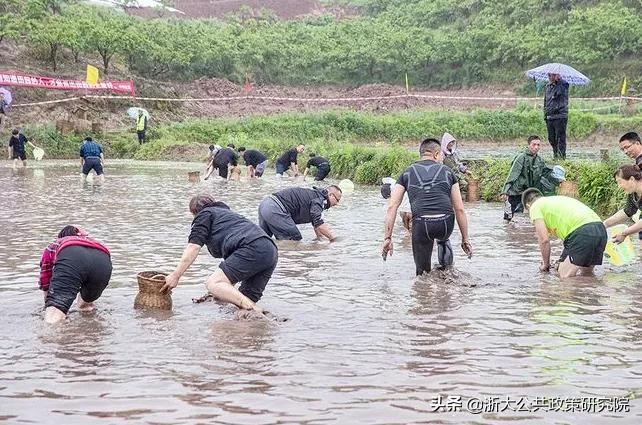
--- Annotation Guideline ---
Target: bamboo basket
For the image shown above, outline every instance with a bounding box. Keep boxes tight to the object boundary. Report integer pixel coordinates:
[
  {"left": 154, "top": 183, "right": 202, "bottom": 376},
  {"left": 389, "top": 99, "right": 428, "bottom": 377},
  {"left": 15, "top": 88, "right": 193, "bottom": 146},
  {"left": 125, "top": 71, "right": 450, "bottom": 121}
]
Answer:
[
  {"left": 466, "top": 179, "right": 480, "bottom": 202},
  {"left": 134, "top": 271, "right": 172, "bottom": 310},
  {"left": 188, "top": 171, "right": 200, "bottom": 183},
  {"left": 558, "top": 181, "right": 579, "bottom": 198}
]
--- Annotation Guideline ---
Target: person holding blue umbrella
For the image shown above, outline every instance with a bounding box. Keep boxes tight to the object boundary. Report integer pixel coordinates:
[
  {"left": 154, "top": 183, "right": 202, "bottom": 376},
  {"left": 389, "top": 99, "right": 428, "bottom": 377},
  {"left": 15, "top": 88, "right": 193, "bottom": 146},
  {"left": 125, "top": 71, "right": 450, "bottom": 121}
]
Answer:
[
  {"left": 544, "top": 73, "right": 569, "bottom": 160},
  {"left": 526, "top": 63, "right": 591, "bottom": 161}
]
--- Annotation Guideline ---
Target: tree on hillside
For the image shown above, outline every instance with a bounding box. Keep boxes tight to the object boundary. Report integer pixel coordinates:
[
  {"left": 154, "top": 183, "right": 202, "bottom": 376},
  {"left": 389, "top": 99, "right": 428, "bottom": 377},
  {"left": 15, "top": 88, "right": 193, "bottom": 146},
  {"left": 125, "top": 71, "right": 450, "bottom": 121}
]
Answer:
[
  {"left": 26, "top": 0, "right": 77, "bottom": 15},
  {"left": 82, "top": 7, "right": 138, "bottom": 74},
  {"left": 61, "top": 5, "right": 92, "bottom": 63},
  {"left": 30, "top": 14, "right": 72, "bottom": 71},
  {"left": 0, "top": 0, "right": 23, "bottom": 45}
]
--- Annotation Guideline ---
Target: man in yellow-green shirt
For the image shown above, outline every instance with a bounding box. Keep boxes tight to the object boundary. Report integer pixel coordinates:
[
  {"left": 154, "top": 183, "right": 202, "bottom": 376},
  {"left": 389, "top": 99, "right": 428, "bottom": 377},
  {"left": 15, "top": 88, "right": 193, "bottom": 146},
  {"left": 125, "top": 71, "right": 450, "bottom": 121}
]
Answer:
[{"left": 522, "top": 188, "right": 607, "bottom": 278}]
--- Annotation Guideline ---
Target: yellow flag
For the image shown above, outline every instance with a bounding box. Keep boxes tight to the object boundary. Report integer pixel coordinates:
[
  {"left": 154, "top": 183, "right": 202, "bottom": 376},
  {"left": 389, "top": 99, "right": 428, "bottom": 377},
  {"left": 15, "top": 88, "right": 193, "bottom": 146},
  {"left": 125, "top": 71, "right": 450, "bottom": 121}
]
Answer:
[
  {"left": 86, "top": 65, "right": 99, "bottom": 85},
  {"left": 621, "top": 76, "right": 627, "bottom": 96}
]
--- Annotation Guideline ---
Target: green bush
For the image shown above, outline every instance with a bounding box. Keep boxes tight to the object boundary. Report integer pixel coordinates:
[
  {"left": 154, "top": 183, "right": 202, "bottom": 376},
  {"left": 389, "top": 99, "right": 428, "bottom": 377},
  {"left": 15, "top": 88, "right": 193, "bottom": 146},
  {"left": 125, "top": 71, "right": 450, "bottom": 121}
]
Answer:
[
  {"left": 120, "top": 109, "right": 634, "bottom": 147},
  {"left": 470, "top": 157, "right": 629, "bottom": 215}
]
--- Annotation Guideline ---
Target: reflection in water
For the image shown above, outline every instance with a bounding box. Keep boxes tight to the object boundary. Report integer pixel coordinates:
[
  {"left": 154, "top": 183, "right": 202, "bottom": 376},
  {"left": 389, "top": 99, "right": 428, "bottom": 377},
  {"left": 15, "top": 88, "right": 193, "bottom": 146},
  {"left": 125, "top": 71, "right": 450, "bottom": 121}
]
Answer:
[{"left": 0, "top": 160, "right": 640, "bottom": 424}]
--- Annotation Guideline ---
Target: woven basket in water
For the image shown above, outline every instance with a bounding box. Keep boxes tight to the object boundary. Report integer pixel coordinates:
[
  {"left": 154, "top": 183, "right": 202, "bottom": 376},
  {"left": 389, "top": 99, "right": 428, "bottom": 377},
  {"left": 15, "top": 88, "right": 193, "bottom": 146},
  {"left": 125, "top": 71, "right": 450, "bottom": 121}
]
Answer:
[
  {"left": 558, "top": 181, "right": 579, "bottom": 198},
  {"left": 466, "top": 179, "right": 480, "bottom": 202},
  {"left": 188, "top": 171, "right": 200, "bottom": 183},
  {"left": 134, "top": 271, "right": 172, "bottom": 310}
]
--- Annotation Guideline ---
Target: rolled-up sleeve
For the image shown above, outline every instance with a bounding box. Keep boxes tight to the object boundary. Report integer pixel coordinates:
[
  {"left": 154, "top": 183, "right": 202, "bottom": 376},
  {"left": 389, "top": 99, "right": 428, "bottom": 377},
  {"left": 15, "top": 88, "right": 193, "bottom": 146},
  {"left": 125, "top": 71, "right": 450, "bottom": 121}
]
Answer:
[
  {"left": 309, "top": 199, "right": 325, "bottom": 228},
  {"left": 188, "top": 211, "right": 212, "bottom": 246}
]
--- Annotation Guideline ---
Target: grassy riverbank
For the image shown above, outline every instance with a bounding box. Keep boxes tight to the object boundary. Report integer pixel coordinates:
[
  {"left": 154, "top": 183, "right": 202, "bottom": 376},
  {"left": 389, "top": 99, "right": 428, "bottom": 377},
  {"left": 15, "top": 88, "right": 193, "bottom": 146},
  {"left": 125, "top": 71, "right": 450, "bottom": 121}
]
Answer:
[
  {"left": 20, "top": 107, "right": 634, "bottom": 214},
  {"left": 22, "top": 106, "right": 642, "bottom": 157}
]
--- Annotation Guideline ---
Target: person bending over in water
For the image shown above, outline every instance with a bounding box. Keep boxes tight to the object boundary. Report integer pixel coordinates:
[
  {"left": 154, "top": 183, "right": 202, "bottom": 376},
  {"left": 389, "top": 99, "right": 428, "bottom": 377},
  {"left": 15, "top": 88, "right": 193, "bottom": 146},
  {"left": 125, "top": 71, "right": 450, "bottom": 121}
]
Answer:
[
  {"left": 39, "top": 225, "right": 112, "bottom": 324},
  {"left": 522, "top": 188, "right": 607, "bottom": 278},
  {"left": 80, "top": 136, "right": 106, "bottom": 184},
  {"left": 258, "top": 186, "right": 342, "bottom": 241},
  {"left": 275, "top": 144, "right": 305, "bottom": 177},
  {"left": 161, "top": 194, "right": 278, "bottom": 314},
  {"left": 303, "top": 153, "right": 331, "bottom": 181},
  {"left": 604, "top": 165, "right": 642, "bottom": 244},
  {"left": 382, "top": 138, "right": 473, "bottom": 275},
  {"left": 238, "top": 147, "right": 268, "bottom": 179},
  {"left": 205, "top": 145, "right": 240, "bottom": 181}
]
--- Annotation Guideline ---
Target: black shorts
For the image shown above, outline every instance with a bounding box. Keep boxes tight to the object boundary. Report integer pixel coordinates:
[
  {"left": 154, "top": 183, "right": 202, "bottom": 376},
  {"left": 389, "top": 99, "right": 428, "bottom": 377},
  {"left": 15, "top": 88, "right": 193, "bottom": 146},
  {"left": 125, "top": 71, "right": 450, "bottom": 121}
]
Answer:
[
  {"left": 560, "top": 222, "right": 608, "bottom": 267},
  {"left": 82, "top": 157, "right": 104, "bottom": 176},
  {"left": 12, "top": 151, "right": 26, "bottom": 161},
  {"left": 46, "top": 246, "right": 113, "bottom": 314},
  {"left": 314, "top": 164, "right": 331, "bottom": 181},
  {"left": 218, "top": 237, "right": 278, "bottom": 303}
]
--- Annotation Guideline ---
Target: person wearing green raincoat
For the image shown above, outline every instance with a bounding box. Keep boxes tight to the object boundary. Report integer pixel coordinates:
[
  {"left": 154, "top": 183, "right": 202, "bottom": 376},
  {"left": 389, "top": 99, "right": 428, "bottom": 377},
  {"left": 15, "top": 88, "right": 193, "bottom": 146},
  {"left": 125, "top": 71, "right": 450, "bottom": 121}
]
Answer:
[{"left": 501, "top": 135, "right": 546, "bottom": 221}]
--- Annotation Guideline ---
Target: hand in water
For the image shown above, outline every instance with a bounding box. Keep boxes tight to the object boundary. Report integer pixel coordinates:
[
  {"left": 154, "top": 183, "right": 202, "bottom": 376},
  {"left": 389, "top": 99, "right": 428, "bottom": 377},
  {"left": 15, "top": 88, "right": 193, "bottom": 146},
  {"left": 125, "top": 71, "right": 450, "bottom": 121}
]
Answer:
[
  {"left": 381, "top": 238, "right": 393, "bottom": 260},
  {"left": 461, "top": 241, "right": 473, "bottom": 258},
  {"left": 539, "top": 262, "right": 550, "bottom": 272},
  {"left": 612, "top": 233, "right": 626, "bottom": 244},
  {"left": 160, "top": 273, "right": 179, "bottom": 293}
]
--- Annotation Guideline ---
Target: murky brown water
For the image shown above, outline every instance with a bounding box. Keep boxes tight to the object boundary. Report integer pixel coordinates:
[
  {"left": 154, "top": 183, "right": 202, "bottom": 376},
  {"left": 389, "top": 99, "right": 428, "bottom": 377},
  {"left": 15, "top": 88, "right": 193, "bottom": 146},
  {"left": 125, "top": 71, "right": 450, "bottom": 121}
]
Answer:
[{"left": 1, "top": 160, "right": 641, "bottom": 424}]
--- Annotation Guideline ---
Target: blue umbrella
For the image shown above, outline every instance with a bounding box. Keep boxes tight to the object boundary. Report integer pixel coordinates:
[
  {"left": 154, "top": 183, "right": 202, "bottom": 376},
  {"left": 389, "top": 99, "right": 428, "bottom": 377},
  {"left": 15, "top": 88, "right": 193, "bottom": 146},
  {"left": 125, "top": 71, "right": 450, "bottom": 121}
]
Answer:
[{"left": 525, "top": 63, "right": 590, "bottom": 86}]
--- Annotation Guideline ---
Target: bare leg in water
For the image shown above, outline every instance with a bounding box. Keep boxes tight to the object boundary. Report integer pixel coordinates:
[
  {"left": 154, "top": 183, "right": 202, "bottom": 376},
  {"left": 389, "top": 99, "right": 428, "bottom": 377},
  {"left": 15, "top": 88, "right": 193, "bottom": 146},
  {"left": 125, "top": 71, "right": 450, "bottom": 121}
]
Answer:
[
  {"left": 558, "top": 257, "right": 594, "bottom": 278},
  {"left": 44, "top": 306, "right": 66, "bottom": 324},
  {"left": 76, "top": 294, "right": 95, "bottom": 311},
  {"left": 205, "top": 269, "right": 262, "bottom": 313}
]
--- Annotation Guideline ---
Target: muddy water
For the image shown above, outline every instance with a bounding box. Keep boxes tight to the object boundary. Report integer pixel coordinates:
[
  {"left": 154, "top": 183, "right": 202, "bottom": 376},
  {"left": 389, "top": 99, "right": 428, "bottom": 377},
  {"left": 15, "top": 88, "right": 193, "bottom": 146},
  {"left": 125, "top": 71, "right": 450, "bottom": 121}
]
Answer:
[{"left": 1, "top": 160, "right": 641, "bottom": 424}]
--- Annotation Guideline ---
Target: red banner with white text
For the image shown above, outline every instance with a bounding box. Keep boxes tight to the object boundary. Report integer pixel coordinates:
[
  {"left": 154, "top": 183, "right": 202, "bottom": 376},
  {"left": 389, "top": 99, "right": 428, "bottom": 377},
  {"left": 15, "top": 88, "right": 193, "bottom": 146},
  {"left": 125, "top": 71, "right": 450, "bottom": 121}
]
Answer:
[{"left": 0, "top": 72, "right": 135, "bottom": 96}]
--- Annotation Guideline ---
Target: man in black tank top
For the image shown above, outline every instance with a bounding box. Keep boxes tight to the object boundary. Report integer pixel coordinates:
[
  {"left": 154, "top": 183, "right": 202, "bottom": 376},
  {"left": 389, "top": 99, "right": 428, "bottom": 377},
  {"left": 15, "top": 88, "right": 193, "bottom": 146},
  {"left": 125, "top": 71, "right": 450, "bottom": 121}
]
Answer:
[{"left": 382, "top": 138, "right": 473, "bottom": 275}]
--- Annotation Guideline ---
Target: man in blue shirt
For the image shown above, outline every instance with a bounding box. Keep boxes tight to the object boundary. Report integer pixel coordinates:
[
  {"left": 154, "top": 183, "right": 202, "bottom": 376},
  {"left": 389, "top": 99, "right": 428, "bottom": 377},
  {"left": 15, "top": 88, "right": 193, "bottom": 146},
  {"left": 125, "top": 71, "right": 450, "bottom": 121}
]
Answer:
[{"left": 79, "top": 136, "right": 105, "bottom": 183}]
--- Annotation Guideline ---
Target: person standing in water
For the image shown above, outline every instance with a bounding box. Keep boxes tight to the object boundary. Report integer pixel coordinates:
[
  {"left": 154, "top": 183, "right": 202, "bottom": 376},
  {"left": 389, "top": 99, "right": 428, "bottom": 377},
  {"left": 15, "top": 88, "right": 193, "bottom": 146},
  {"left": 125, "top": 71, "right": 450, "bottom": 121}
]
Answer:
[
  {"left": 80, "top": 136, "right": 105, "bottom": 183},
  {"left": 276, "top": 144, "right": 305, "bottom": 177},
  {"left": 382, "top": 138, "right": 473, "bottom": 275},
  {"left": 8, "top": 128, "right": 36, "bottom": 168},
  {"left": 258, "top": 186, "right": 342, "bottom": 241},
  {"left": 161, "top": 194, "right": 278, "bottom": 314},
  {"left": 522, "top": 188, "right": 607, "bottom": 278},
  {"left": 303, "top": 153, "right": 331, "bottom": 181},
  {"left": 441, "top": 132, "right": 470, "bottom": 192},
  {"left": 603, "top": 165, "right": 642, "bottom": 243},
  {"left": 617, "top": 132, "right": 642, "bottom": 245},
  {"left": 39, "top": 225, "right": 112, "bottom": 324},
  {"left": 500, "top": 135, "right": 546, "bottom": 221}
]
